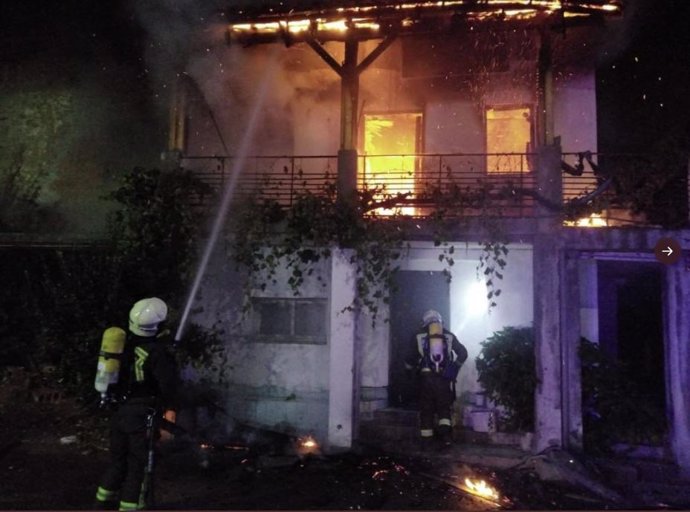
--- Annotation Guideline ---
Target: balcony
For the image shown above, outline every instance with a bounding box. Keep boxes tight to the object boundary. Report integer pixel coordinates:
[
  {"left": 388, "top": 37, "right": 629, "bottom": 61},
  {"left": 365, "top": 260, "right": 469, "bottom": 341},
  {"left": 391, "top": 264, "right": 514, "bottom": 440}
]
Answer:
[{"left": 181, "top": 151, "right": 685, "bottom": 228}]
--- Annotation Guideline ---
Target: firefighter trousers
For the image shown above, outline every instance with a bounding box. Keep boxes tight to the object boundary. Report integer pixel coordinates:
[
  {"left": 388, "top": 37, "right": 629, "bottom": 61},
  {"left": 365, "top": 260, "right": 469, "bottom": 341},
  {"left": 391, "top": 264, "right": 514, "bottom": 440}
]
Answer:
[
  {"left": 97, "top": 404, "right": 154, "bottom": 510},
  {"left": 418, "top": 373, "right": 454, "bottom": 439}
]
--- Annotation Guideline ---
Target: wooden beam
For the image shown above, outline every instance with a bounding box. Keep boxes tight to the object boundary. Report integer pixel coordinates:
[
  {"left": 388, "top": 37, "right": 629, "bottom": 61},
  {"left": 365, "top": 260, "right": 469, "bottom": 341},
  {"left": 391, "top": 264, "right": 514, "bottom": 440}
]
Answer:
[
  {"left": 356, "top": 33, "right": 397, "bottom": 74},
  {"left": 305, "top": 38, "right": 342, "bottom": 76}
]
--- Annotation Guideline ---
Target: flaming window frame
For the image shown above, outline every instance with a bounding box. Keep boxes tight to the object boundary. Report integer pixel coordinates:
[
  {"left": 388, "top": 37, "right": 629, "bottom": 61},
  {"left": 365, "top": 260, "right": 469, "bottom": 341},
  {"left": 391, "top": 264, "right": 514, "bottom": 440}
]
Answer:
[{"left": 484, "top": 104, "right": 535, "bottom": 174}]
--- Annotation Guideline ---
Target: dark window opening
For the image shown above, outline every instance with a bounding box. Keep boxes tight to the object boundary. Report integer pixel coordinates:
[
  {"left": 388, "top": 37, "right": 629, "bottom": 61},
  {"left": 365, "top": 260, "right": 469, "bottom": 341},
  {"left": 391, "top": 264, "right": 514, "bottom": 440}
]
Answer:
[{"left": 251, "top": 298, "right": 327, "bottom": 344}]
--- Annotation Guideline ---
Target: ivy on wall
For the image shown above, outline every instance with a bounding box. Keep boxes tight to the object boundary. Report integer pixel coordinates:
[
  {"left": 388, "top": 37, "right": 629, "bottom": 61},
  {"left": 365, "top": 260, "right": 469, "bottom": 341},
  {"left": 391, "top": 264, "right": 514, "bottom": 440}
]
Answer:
[{"left": 229, "top": 179, "right": 513, "bottom": 323}]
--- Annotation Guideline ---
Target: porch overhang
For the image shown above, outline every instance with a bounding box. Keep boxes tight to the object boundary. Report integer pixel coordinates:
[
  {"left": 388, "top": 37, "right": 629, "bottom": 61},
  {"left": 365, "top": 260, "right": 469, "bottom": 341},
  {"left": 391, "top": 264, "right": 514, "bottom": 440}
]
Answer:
[{"left": 224, "top": 0, "right": 623, "bottom": 46}]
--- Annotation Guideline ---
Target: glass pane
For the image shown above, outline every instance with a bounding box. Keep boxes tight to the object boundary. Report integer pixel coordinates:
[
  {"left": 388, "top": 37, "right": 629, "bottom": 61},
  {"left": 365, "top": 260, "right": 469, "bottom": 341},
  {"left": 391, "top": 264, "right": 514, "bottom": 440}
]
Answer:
[
  {"left": 256, "top": 300, "right": 291, "bottom": 336},
  {"left": 294, "top": 301, "right": 327, "bottom": 337}
]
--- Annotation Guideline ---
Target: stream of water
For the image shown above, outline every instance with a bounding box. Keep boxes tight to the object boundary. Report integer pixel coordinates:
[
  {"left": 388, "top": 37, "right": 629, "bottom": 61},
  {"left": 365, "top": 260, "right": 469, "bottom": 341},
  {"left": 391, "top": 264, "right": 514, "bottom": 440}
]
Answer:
[{"left": 175, "top": 51, "right": 279, "bottom": 341}]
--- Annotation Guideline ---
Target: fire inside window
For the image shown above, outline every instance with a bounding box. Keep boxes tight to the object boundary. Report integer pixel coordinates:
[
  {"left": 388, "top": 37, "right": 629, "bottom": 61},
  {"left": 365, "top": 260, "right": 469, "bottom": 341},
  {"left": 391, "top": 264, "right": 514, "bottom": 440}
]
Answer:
[
  {"left": 361, "top": 112, "right": 422, "bottom": 215},
  {"left": 485, "top": 107, "right": 532, "bottom": 173}
]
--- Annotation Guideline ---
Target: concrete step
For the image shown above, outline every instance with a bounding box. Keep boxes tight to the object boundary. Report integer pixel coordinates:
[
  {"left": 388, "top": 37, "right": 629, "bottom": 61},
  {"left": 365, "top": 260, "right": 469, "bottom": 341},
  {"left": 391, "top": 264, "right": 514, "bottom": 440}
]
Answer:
[
  {"left": 359, "top": 419, "right": 418, "bottom": 443},
  {"left": 371, "top": 407, "right": 419, "bottom": 426}
]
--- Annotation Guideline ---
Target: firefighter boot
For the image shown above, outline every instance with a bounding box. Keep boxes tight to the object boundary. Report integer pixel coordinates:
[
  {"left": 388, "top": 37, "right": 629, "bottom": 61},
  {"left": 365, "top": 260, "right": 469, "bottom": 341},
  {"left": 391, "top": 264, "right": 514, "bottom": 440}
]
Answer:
[
  {"left": 94, "top": 487, "right": 119, "bottom": 510},
  {"left": 438, "top": 425, "right": 453, "bottom": 448}
]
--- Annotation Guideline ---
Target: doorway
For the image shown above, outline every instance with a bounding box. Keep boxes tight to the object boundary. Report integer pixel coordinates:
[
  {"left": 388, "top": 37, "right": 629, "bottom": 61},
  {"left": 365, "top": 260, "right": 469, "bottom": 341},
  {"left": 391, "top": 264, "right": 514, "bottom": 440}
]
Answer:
[
  {"left": 594, "top": 260, "right": 666, "bottom": 445},
  {"left": 388, "top": 270, "right": 450, "bottom": 408}
]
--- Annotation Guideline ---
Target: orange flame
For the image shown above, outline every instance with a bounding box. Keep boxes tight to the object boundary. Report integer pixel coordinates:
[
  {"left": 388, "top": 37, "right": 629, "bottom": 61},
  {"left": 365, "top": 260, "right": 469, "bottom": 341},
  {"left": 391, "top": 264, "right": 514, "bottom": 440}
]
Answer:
[
  {"left": 297, "top": 435, "right": 320, "bottom": 455},
  {"left": 463, "top": 477, "right": 500, "bottom": 502},
  {"left": 228, "top": 0, "right": 622, "bottom": 39}
]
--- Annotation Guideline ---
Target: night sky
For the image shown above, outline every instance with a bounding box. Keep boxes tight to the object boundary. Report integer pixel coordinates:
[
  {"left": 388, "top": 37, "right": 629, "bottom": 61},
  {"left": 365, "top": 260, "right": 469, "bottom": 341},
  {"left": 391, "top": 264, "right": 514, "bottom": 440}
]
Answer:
[
  {"left": 3, "top": 0, "right": 690, "bottom": 157},
  {"left": 596, "top": 0, "right": 690, "bottom": 154}
]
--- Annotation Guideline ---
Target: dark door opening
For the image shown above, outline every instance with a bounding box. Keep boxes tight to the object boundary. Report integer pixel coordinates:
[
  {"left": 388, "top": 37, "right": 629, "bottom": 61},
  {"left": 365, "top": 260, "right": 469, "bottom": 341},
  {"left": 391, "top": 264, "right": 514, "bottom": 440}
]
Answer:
[
  {"left": 389, "top": 270, "right": 450, "bottom": 409},
  {"left": 595, "top": 260, "right": 666, "bottom": 444}
]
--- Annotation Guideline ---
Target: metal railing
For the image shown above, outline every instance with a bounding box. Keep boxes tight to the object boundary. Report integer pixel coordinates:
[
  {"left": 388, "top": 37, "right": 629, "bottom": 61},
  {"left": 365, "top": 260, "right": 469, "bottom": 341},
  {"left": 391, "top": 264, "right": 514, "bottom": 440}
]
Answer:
[{"left": 181, "top": 152, "right": 674, "bottom": 225}]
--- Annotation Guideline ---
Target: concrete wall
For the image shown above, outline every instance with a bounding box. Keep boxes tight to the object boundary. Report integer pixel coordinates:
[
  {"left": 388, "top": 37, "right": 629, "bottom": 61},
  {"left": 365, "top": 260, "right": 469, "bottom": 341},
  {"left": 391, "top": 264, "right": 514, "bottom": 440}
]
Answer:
[{"left": 188, "top": 245, "right": 333, "bottom": 442}]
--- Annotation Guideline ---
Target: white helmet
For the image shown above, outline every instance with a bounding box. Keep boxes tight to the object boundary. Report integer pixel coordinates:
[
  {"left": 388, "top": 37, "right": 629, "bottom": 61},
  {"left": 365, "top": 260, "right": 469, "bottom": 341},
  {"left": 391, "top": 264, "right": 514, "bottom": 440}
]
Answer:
[
  {"left": 129, "top": 297, "right": 168, "bottom": 337},
  {"left": 422, "top": 309, "right": 443, "bottom": 327}
]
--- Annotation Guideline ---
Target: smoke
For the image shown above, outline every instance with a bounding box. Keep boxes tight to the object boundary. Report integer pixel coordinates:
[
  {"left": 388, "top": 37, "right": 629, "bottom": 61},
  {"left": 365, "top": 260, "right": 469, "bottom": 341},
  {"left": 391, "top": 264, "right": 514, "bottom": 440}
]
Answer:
[{"left": 127, "top": 0, "right": 342, "bottom": 156}]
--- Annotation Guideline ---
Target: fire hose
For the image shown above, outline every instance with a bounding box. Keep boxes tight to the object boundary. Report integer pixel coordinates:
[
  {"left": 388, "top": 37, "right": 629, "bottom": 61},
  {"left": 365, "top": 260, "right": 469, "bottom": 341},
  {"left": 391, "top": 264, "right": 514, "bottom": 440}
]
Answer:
[{"left": 139, "top": 412, "right": 199, "bottom": 509}]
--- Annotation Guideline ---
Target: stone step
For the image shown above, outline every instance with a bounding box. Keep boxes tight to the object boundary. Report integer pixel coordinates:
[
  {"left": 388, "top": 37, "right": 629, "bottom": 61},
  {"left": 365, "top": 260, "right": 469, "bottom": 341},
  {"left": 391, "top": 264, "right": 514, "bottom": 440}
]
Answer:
[
  {"left": 371, "top": 407, "right": 419, "bottom": 426},
  {"left": 359, "top": 420, "right": 418, "bottom": 443}
]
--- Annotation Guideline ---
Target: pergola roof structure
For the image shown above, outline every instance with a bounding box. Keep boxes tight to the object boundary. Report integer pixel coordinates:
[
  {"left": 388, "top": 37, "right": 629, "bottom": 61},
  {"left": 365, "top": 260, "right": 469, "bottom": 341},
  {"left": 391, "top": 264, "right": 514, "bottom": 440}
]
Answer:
[{"left": 224, "top": 0, "right": 623, "bottom": 45}]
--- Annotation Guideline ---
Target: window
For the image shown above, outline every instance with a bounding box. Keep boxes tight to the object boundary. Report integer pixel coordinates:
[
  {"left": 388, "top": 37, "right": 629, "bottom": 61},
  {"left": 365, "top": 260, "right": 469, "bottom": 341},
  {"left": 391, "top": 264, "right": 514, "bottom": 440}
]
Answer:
[
  {"left": 251, "top": 298, "right": 327, "bottom": 344},
  {"left": 361, "top": 112, "right": 422, "bottom": 215},
  {"left": 485, "top": 107, "right": 532, "bottom": 173}
]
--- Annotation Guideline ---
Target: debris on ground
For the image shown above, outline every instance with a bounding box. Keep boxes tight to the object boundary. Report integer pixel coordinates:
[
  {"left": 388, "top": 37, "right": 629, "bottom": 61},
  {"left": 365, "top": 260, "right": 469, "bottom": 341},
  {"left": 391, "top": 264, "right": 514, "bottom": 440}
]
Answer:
[{"left": 2, "top": 389, "right": 690, "bottom": 510}]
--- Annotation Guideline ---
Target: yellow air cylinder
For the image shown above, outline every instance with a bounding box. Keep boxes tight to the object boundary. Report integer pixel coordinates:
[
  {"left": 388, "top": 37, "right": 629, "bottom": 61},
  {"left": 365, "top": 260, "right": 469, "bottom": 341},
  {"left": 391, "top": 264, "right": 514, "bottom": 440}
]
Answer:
[
  {"left": 428, "top": 321, "right": 443, "bottom": 336},
  {"left": 94, "top": 326, "right": 127, "bottom": 397}
]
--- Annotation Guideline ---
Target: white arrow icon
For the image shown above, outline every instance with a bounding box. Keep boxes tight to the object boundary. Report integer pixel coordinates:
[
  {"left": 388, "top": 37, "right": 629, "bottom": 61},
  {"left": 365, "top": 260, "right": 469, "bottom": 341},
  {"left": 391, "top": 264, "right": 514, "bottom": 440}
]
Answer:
[{"left": 662, "top": 247, "right": 673, "bottom": 256}]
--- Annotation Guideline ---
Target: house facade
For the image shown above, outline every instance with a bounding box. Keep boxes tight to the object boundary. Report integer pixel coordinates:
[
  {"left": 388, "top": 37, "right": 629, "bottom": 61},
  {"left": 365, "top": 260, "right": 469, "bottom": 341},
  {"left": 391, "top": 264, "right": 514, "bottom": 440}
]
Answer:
[{"left": 171, "top": 1, "right": 690, "bottom": 476}]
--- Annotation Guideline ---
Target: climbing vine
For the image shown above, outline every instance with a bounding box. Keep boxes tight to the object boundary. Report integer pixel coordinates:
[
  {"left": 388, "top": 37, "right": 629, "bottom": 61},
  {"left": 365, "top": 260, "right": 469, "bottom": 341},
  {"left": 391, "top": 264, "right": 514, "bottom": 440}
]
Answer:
[
  {"left": 229, "top": 174, "right": 514, "bottom": 323},
  {"left": 230, "top": 183, "right": 410, "bottom": 323}
]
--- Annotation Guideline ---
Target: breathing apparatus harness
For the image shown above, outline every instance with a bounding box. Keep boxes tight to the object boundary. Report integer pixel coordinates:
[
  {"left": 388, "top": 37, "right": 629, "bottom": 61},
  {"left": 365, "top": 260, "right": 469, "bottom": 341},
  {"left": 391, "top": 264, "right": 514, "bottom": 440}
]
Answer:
[{"left": 417, "top": 321, "right": 462, "bottom": 401}]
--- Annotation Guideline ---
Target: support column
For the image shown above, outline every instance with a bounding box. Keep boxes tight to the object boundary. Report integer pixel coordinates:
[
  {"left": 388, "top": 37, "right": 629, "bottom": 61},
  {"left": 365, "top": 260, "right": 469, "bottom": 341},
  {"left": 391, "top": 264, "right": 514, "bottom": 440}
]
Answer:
[
  {"left": 337, "top": 38, "right": 360, "bottom": 205},
  {"left": 533, "top": 233, "right": 563, "bottom": 452},
  {"left": 561, "top": 251, "right": 583, "bottom": 450},
  {"left": 663, "top": 261, "right": 690, "bottom": 477},
  {"left": 327, "top": 248, "right": 358, "bottom": 450},
  {"left": 340, "top": 38, "right": 359, "bottom": 151},
  {"left": 533, "top": 143, "right": 564, "bottom": 452}
]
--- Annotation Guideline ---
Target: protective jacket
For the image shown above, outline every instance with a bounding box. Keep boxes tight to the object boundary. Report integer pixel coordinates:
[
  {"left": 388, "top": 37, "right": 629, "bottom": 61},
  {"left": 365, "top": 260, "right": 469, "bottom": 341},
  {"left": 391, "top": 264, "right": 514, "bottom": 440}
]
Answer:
[{"left": 405, "top": 324, "right": 467, "bottom": 443}]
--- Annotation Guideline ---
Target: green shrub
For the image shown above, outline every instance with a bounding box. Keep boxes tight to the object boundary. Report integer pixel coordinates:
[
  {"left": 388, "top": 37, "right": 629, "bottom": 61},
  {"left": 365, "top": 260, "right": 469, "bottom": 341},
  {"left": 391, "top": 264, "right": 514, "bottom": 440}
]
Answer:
[
  {"left": 579, "top": 338, "right": 665, "bottom": 452},
  {"left": 475, "top": 326, "right": 537, "bottom": 432}
]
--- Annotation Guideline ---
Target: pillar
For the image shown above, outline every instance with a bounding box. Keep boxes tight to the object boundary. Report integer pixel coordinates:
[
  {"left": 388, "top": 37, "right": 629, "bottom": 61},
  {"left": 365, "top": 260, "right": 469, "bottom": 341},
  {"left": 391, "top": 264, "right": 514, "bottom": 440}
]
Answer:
[
  {"left": 532, "top": 143, "right": 564, "bottom": 452},
  {"left": 337, "top": 38, "right": 360, "bottom": 205},
  {"left": 562, "top": 251, "right": 583, "bottom": 450},
  {"left": 327, "top": 248, "right": 358, "bottom": 450},
  {"left": 663, "top": 260, "right": 690, "bottom": 476}
]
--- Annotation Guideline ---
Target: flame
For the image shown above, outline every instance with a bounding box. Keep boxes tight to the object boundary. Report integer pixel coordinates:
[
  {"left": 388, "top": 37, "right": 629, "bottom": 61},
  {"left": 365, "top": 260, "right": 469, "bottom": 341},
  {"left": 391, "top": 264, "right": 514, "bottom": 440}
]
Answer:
[
  {"left": 362, "top": 113, "right": 420, "bottom": 216},
  {"left": 230, "top": 18, "right": 380, "bottom": 36},
  {"left": 297, "top": 435, "right": 320, "bottom": 455},
  {"left": 564, "top": 213, "right": 608, "bottom": 227},
  {"left": 301, "top": 437, "right": 317, "bottom": 449},
  {"left": 463, "top": 477, "right": 500, "bottom": 501},
  {"left": 228, "top": 1, "right": 621, "bottom": 39}
]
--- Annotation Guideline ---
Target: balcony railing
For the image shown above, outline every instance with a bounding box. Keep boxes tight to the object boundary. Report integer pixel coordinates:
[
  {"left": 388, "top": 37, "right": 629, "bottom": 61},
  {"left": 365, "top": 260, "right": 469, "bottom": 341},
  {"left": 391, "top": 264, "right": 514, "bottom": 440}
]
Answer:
[{"left": 181, "top": 152, "right": 671, "bottom": 226}]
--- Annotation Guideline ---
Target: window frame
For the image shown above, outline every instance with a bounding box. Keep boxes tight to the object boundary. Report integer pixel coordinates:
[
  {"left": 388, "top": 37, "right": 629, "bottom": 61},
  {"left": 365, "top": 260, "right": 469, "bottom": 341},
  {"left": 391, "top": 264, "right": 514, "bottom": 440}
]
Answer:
[
  {"left": 249, "top": 297, "right": 328, "bottom": 345},
  {"left": 484, "top": 104, "right": 534, "bottom": 175}
]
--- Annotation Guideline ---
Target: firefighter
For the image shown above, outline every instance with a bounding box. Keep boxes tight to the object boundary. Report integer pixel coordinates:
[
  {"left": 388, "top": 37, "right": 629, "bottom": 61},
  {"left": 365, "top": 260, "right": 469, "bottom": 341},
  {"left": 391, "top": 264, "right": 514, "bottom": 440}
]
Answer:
[
  {"left": 405, "top": 309, "right": 467, "bottom": 447},
  {"left": 94, "top": 297, "right": 179, "bottom": 511}
]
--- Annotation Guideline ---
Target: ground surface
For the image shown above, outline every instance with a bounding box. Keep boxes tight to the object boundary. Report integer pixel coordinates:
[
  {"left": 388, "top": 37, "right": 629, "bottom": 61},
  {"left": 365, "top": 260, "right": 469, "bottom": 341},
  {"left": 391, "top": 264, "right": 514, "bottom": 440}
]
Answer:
[{"left": 1, "top": 398, "right": 688, "bottom": 510}]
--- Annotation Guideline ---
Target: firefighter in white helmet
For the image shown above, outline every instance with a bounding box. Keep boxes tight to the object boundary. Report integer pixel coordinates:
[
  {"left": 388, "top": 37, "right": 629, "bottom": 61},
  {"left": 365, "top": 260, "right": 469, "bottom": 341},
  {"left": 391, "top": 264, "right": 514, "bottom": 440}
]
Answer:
[
  {"left": 405, "top": 309, "right": 467, "bottom": 448},
  {"left": 94, "top": 297, "right": 179, "bottom": 511}
]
